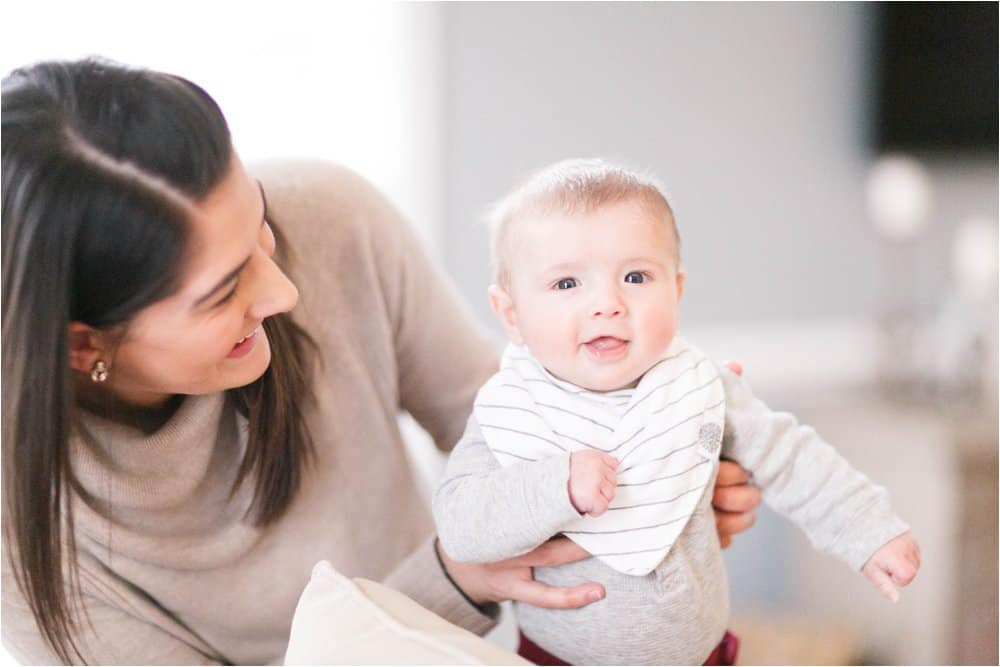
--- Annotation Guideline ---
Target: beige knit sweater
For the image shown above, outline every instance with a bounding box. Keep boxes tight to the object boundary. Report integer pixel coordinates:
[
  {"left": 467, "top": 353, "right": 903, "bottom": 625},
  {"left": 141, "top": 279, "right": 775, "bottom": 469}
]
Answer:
[{"left": 1, "top": 160, "right": 500, "bottom": 665}]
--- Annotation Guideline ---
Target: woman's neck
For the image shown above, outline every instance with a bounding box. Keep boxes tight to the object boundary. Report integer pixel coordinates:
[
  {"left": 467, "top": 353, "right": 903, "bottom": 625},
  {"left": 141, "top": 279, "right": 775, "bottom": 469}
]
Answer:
[{"left": 74, "top": 377, "right": 185, "bottom": 434}]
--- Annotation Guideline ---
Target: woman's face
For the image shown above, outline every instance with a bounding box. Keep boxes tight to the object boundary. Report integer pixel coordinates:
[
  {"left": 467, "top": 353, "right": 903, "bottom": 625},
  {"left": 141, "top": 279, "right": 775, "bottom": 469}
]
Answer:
[{"left": 94, "top": 154, "right": 299, "bottom": 408}]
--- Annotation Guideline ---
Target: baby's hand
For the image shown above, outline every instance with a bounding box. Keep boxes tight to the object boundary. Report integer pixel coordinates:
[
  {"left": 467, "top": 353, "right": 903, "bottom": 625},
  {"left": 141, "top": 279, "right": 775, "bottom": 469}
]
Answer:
[
  {"left": 568, "top": 450, "right": 618, "bottom": 517},
  {"left": 861, "top": 531, "right": 921, "bottom": 603}
]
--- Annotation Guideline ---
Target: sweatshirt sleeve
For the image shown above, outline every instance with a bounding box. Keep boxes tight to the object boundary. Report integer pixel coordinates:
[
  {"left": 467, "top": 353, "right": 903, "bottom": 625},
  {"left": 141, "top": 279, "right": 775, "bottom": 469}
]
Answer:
[
  {"left": 718, "top": 367, "right": 910, "bottom": 571},
  {"left": 432, "top": 415, "right": 582, "bottom": 563}
]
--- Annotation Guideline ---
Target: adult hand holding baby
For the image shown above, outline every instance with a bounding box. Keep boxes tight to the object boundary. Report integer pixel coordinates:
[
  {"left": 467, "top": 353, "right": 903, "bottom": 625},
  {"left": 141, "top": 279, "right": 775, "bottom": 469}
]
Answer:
[
  {"left": 861, "top": 531, "right": 921, "bottom": 603},
  {"left": 438, "top": 536, "right": 607, "bottom": 609}
]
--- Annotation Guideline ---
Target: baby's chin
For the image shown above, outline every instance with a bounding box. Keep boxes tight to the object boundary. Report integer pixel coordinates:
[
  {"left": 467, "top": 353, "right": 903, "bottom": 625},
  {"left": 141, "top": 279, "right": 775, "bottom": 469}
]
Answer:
[{"left": 562, "top": 370, "right": 641, "bottom": 393}]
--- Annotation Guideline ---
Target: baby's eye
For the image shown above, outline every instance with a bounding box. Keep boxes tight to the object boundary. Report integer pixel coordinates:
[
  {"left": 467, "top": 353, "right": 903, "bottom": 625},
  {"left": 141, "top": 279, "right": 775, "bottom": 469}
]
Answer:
[
  {"left": 554, "top": 278, "right": 578, "bottom": 290},
  {"left": 624, "top": 271, "right": 645, "bottom": 284}
]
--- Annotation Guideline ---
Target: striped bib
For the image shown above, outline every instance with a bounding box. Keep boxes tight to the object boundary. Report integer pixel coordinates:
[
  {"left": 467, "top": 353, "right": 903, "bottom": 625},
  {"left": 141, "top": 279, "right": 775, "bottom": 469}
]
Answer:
[{"left": 474, "top": 337, "right": 725, "bottom": 576}]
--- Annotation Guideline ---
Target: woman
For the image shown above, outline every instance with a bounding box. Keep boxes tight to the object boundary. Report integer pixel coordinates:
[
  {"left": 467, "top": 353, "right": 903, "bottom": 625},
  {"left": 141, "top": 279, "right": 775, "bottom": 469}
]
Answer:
[{"left": 1, "top": 58, "right": 760, "bottom": 665}]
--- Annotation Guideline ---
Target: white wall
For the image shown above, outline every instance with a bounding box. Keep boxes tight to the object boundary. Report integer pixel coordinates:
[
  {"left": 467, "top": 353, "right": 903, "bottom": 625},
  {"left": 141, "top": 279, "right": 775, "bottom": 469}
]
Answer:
[{"left": 1, "top": 0, "right": 445, "bottom": 252}]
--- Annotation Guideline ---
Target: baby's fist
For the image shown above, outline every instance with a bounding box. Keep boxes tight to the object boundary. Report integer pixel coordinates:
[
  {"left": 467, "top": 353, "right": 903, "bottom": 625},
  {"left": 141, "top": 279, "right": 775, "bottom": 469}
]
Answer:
[
  {"left": 861, "top": 531, "right": 921, "bottom": 603},
  {"left": 568, "top": 450, "right": 618, "bottom": 517}
]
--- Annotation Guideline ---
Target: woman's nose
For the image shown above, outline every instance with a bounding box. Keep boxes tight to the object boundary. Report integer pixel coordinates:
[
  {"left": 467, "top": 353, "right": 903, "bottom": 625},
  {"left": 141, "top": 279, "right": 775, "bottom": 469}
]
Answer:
[{"left": 247, "top": 257, "right": 299, "bottom": 320}]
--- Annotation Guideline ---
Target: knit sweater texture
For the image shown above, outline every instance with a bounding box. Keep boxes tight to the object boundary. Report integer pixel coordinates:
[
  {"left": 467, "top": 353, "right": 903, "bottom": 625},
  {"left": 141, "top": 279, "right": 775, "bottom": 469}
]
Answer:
[{"left": 2, "top": 160, "right": 500, "bottom": 665}]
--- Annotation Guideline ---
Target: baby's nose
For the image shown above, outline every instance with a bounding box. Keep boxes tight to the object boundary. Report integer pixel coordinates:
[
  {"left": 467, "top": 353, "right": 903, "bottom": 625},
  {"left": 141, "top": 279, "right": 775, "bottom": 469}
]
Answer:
[
  {"left": 592, "top": 305, "right": 623, "bottom": 317},
  {"left": 590, "top": 290, "right": 626, "bottom": 318}
]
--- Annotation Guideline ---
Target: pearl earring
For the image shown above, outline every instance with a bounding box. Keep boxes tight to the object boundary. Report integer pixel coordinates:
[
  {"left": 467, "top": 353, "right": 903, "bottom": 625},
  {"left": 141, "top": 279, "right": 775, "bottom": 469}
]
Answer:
[{"left": 90, "top": 360, "right": 109, "bottom": 383}]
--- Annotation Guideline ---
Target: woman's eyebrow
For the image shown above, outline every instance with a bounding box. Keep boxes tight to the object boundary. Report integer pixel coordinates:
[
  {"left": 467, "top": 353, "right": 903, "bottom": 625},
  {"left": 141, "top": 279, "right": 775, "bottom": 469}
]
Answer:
[
  {"left": 194, "top": 256, "right": 252, "bottom": 308},
  {"left": 193, "top": 182, "right": 269, "bottom": 309}
]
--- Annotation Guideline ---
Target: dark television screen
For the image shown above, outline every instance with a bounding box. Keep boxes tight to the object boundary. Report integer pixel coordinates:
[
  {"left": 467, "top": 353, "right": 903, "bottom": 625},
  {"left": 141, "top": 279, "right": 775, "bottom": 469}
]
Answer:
[{"left": 873, "top": 2, "right": 998, "bottom": 152}]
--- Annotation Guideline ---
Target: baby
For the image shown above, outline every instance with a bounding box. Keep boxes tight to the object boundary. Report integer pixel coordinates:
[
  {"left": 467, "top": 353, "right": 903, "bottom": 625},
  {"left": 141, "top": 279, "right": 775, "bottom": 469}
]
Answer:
[{"left": 433, "top": 159, "right": 920, "bottom": 665}]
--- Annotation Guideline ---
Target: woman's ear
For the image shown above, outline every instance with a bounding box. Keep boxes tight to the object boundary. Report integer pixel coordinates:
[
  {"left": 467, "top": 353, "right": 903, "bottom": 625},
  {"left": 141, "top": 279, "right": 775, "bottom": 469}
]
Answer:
[
  {"left": 67, "top": 322, "right": 108, "bottom": 375},
  {"left": 487, "top": 284, "right": 524, "bottom": 345}
]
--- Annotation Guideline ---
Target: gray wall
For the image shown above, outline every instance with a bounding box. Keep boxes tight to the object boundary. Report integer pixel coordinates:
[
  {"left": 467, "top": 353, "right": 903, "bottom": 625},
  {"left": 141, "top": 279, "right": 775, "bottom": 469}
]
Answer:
[
  {"left": 441, "top": 2, "right": 877, "bottom": 329},
  {"left": 439, "top": 2, "right": 997, "bottom": 333}
]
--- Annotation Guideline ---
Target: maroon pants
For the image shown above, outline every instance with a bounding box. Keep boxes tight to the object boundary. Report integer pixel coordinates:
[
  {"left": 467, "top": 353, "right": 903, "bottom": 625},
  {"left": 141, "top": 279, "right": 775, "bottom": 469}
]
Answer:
[{"left": 517, "top": 629, "right": 740, "bottom": 666}]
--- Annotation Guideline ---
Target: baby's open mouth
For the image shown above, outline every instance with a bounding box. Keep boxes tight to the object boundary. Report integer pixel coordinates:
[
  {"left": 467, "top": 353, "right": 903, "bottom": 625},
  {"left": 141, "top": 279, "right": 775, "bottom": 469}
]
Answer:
[
  {"left": 584, "top": 336, "right": 628, "bottom": 350},
  {"left": 583, "top": 336, "right": 629, "bottom": 354}
]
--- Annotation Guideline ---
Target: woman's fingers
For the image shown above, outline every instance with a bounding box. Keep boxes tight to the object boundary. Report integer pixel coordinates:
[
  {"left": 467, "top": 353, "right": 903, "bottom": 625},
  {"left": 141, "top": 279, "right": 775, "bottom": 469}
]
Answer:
[
  {"left": 713, "top": 461, "right": 760, "bottom": 548},
  {"left": 722, "top": 360, "right": 744, "bottom": 376},
  {"left": 505, "top": 577, "right": 605, "bottom": 609},
  {"left": 715, "top": 459, "right": 751, "bottom": 487},
  {"left": 715, "top": 508, "right": 756, "bottom": 537},
  {"left": 712, "top": 475, "right": 761, "bottom": 513}
]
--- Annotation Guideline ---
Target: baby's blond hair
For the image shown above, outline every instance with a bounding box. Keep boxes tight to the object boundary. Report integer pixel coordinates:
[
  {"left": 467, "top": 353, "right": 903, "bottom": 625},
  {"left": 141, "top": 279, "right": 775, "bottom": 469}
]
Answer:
[{"left": 488, "top": 158, "right": 680, "bottom": 289}]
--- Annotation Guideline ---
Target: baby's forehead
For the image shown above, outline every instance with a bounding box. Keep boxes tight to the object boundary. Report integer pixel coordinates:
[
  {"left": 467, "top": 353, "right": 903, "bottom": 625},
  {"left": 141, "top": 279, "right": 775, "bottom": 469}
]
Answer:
[
  {"left": 506, "top": 202, "right": 677, "bottom": 265},
  {"left": 510, "top": 198, "right": 674, "bottom": 241}
]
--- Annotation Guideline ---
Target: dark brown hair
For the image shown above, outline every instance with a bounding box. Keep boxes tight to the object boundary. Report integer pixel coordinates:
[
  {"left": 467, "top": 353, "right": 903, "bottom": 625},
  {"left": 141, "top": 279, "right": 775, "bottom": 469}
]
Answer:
[{"left": 2, "top": 58, "right": 316, "bottom": 663}]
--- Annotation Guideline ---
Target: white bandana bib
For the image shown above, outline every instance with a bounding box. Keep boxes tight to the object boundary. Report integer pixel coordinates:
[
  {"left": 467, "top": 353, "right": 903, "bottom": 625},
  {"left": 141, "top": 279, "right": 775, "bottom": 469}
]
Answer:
[{"left": 474, "top": 337, "right": 725, "bottom": 576}]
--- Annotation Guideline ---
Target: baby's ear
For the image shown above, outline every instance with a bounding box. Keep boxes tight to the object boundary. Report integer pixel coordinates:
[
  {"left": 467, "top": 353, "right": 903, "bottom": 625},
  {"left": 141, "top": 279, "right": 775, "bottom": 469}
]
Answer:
[
  {"left": 675, "top": 270, "right": 686, "bottom": 301},
  {"left": 487, "top": 284, "right": 524, "bottom": 345}
]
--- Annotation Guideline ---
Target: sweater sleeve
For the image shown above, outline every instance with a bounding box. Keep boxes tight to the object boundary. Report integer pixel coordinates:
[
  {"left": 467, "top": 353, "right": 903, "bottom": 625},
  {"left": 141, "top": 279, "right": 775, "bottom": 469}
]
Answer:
[
  {"left": 2, "top": 561, "right": 220, "bottom": 666},
  {"left": 718, "top": 367, "right": 910, "bottom": 571},
  {"left": 432, "top": 415, "right": 582, "bottom": 563},
  {"left": 357, "top": 174, "right": 499, "bottom": 454},
  {"left": 380, "top": 535, "right": 500, "bottom": 637}
]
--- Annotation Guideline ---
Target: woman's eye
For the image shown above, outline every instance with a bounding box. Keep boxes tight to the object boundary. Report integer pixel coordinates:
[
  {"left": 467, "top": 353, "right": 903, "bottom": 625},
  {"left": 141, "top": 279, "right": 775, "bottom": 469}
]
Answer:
[
  {"left": 624, "top": 271, "right": 645, "bottom": 284},
  {"left": 555, "top": 278, "right": 578, "bottom": 290},
  {"left": 215, "top": 282, "right": 239, "bottom": 307}
]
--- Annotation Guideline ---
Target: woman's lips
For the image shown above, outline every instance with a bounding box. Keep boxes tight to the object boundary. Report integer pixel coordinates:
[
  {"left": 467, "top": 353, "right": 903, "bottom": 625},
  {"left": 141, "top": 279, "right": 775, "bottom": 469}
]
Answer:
[
  {"left": 227, "top": 326, "right": 260, "bottom": 359},
  {"left": 583, "top": 336, "right": 629, "bottom": 361}
]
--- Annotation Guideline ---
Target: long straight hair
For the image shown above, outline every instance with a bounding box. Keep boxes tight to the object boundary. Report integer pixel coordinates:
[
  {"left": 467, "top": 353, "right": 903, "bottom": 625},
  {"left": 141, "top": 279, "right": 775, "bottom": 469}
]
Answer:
[{"left": 1, "top": 59, "right": 316, "bottom": 664}]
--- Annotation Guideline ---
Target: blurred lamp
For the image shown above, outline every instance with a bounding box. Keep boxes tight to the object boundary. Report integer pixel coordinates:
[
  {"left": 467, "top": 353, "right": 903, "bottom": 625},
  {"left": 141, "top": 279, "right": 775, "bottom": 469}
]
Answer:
[
  {"left": 866, "top": 155, "right": 932, "bottom": 240},
  {"left": 952, "top": 216, "right": 999, "bottom": 296}
]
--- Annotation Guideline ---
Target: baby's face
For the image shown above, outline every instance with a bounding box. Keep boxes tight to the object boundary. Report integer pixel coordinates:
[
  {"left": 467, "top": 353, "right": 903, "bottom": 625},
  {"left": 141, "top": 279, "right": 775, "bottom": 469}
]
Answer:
[{"left": 491, "top": 199, "right": 684, "bottom": 392}]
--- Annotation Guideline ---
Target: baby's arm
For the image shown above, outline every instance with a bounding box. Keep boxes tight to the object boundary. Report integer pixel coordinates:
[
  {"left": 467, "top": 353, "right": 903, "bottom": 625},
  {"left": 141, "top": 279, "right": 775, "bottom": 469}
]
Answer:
[
  {"left": 718, "top": 367, "right": 918, "bottom": 600},
  {"left": 432, "top": 414, "right": 582, "bottom": 563}
]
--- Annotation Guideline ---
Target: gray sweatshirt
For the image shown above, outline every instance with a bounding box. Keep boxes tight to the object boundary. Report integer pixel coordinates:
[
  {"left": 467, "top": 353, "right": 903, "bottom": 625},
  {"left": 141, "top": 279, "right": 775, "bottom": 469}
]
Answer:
[{"left": 433, "top": 366, "right": 909, "bottom": 665}]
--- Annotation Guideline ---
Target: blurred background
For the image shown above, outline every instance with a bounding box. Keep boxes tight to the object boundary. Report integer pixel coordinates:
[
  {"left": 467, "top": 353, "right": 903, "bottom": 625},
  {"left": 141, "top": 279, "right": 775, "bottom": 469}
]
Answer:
[{"left": 3, "top": 2, "right": 997, "bottom": 665}]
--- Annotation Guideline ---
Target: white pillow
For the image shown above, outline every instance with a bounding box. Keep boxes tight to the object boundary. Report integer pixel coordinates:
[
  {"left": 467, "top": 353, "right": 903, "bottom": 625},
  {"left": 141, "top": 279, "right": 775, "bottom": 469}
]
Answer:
[{"left": 284, "top": 561, "right": 529, "bottom": 665}]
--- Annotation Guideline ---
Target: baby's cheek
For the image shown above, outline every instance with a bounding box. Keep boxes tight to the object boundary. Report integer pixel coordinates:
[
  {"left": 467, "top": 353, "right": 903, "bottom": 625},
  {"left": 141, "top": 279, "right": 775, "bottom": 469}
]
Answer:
[
  {"left": 642, "top": 309, "right": 678, "bottom": 350},
  {"left": 530, "top": 323, "right": 574, "bottom": 361},
  {"left": 520, "top": 314, "right": 578, "bottom": 371}
]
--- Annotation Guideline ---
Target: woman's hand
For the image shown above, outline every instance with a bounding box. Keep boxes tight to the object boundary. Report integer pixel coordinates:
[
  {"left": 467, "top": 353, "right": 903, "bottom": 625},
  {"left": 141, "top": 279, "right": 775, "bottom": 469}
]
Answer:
[
  {"left": 713, "top": 461, "right": 761, "bottom": 547},
  {"left": 713, "top": 360, "right": 762, "bottom": 548},
  {"left": 437, "top": 537, "right": 605, "bottom": 609}
]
